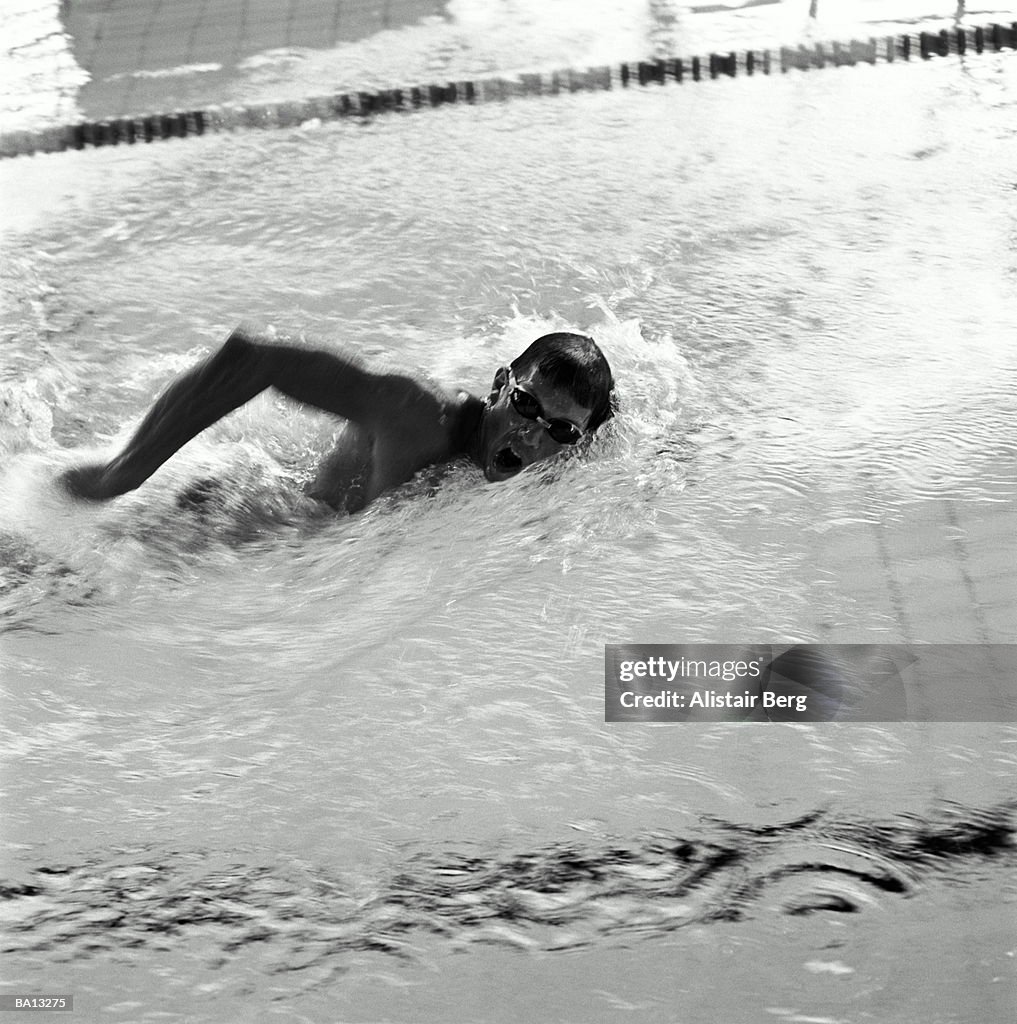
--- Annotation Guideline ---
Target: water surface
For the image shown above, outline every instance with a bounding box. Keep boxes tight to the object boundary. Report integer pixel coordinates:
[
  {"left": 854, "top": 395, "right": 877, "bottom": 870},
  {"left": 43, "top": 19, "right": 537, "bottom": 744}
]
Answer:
[{"left": 1, "top": 38, "right": 1016, "bottom": 1024}]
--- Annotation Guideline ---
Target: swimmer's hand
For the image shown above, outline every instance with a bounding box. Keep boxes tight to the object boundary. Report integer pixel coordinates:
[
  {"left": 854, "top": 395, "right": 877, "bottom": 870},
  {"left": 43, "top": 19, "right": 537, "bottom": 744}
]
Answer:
[{"left": 59, "top": 463, "right": 118, "bottom": 501}]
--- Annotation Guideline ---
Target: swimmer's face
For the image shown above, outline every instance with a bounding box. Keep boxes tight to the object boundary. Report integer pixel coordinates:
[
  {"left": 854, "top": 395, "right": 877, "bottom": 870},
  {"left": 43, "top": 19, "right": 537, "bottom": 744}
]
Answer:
[{"left": 480, "top": 366, "right": 593, "bottom": 482}]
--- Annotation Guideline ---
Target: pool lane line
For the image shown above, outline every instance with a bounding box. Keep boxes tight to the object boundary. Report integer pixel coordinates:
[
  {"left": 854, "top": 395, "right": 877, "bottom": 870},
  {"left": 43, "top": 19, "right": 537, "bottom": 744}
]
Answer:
[{"left": 2, "top": 22, "right": 1015, "bottom": 161}]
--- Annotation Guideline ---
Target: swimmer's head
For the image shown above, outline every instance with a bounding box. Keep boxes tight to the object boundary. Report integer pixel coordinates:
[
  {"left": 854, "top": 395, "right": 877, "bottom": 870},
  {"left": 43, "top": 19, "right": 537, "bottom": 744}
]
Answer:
[{"left": 478, "top": 332, "right": 615, "bottom": 482}]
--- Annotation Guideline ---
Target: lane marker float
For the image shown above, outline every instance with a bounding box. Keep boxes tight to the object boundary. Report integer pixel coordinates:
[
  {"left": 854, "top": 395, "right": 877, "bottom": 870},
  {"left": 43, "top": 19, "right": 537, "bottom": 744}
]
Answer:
[{"left": 1, "top": 22, "right": 1014, "bottom": 160}]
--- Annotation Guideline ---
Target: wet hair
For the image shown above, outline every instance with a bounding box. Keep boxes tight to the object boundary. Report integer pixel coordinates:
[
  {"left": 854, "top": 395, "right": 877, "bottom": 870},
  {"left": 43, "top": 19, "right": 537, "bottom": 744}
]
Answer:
[{"left": 510, "top": 332, "right": 615, "bottom": 432}]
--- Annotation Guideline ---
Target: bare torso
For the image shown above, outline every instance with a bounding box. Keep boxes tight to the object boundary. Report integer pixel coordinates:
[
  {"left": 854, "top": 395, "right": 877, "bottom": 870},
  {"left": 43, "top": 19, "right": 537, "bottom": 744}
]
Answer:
[
  {"left": 306, "top": 389, "right": 484, "bottom": 513},
  {"left": 305, "top": 422, "right": 375, "bottom": 513}
]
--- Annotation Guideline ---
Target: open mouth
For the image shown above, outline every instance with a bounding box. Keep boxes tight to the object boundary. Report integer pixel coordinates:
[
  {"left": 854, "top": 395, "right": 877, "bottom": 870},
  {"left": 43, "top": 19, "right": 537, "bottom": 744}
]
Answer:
[{"left": 492, "top": 445, "right": 524, "bottom": 475}]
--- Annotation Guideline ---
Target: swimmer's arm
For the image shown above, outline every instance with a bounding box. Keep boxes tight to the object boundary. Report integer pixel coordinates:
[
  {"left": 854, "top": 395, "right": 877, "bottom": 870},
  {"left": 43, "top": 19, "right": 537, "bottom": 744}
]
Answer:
[{"left": 60, "top": 324, "right": 444, "bottom": 500}]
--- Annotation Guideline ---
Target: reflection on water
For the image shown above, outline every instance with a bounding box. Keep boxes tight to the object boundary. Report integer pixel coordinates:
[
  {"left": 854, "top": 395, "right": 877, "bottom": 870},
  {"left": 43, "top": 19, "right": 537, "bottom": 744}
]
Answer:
[
  {"left": 1, "top": 36, "right": 1015, "bottom": 1024},
  {"left": 4, "top": 802, "right": 1014, "bottom": 964}
]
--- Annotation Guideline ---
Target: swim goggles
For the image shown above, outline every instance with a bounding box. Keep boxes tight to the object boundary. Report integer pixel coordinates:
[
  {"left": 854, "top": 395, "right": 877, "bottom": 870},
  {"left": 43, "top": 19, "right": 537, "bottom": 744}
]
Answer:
[{"left": 508, "top": 372, "right": 585, "bottom": 445}]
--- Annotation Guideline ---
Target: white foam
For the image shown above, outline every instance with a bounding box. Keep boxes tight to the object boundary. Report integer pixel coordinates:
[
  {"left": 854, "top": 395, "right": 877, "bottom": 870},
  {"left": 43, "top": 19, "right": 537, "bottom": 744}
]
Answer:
[
  {"left": 0, "top": 0, "right": 88, "bottom": 133},
  {"left": 0, "top": 380, "right": 54, "bottom": 456},
  {"left": 222, "top": 0, "right": 1003, "bottom": 109},
  {"left": 106, "top": 63, "right": 223, "bottom": 82},
  {"left": 228, "top": 0, "right": 673, "bottom": 106}
]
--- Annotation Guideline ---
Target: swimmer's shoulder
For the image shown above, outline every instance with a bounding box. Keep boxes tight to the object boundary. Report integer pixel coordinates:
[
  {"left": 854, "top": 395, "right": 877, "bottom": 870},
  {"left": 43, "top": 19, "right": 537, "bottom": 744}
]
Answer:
[
  {"left": 446, "top": 389, "right": 484, "bottom": 454},
  {"left": 396, "top": 368, "right": 481, "bottom": 427},
  {"left": 405, "top": 369, "right": 482, "bottom": 432}
]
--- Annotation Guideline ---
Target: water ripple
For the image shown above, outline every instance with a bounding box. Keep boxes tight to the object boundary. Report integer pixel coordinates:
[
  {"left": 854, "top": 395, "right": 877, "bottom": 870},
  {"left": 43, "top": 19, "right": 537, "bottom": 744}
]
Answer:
[{"left": 3, "top": 801, "right": 1013, "bottom": 974}]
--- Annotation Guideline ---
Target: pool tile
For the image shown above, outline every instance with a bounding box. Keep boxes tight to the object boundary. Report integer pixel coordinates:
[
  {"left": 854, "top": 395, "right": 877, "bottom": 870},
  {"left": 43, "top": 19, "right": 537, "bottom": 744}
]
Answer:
[{"left": 62, "top": 0, "right": 449, "bottom": 121}]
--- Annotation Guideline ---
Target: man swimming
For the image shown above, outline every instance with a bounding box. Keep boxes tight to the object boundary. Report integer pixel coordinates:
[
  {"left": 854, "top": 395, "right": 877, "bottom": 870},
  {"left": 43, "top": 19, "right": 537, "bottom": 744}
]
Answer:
[{"left": 60, "top": 324, "right": 615, "bottom": 513}]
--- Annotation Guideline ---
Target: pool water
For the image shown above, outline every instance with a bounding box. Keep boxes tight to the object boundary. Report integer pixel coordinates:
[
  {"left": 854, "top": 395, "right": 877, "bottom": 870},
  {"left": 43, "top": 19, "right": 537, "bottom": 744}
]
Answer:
[{"left": 2, "top": 36, "right": 1016, "bottom": 1024}]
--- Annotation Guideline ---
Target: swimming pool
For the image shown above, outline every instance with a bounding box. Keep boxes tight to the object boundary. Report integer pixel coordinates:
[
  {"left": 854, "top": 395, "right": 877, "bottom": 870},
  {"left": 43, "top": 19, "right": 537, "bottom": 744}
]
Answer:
[{"left": 1, "top": 17, "right": 1016, "bottom": 1024}]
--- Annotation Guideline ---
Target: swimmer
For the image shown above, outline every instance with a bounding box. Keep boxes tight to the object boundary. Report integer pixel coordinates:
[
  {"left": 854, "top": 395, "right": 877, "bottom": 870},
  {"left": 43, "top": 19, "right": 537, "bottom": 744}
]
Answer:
[{"left": 59, "top": 324, "right": 615, "bottom": 513}]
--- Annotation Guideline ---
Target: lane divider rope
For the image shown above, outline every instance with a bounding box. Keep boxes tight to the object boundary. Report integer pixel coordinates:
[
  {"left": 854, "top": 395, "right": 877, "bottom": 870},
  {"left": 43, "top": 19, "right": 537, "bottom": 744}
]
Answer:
[{"left": 1, "top": 22, "right": 1014, "bottom": 160}]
